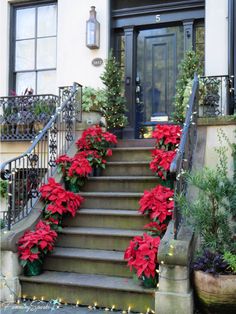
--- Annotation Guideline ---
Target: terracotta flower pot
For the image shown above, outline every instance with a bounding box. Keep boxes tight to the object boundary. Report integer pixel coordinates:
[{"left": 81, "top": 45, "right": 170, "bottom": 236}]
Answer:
[{"left": 194, "top": 270, "right": 236, "bottom": 314}]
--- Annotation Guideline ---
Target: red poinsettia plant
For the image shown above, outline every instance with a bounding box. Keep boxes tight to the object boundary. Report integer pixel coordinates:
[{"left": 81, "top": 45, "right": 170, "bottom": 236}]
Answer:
[
  {"left": 18, "top": 220, "right": 58, "bottom": 267},
  {"left": 152, "top": 124, "right": 182, "bottom": 151},
  {"left": 124, "top": 233, "right": 161, "bottom": 283},
  {"left": 39, "top": 178, "right": 84, "bottom": 219},
  {"left": 150, "top": 149, "right": 176, "bottom": 180},
  {"left": 139, "top": 184, "right": 174, "bottom": 227},
  {"left": 76, "top": 125, "right": 117, "bottom": 168}
]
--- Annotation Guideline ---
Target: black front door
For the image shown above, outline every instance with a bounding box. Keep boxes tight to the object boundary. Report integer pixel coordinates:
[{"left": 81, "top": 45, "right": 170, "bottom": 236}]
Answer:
[{"left": 135, "top": 26, "right": 184, "bottom": 137}]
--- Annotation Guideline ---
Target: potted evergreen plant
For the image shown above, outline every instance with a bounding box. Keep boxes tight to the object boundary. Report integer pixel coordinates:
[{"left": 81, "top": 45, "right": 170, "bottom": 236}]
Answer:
[
  {"left": 81, "top": 86, "right": 106, "bottom": 129},
  {"left": 100, "top": 51, "right": 127, "bottom": 138},
  {"left": 178, "top": 129, "right": 236, "bottom": 314}
]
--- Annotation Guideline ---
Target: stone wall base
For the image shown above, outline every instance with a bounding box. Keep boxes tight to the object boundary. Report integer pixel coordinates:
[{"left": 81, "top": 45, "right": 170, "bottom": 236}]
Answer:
[{"left": 155, "top": 290, "right": 193, "bottom": 314}]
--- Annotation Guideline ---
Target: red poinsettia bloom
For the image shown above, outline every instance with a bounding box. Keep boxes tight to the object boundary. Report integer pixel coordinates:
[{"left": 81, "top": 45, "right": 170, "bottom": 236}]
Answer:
[
  {"left": 75, "top": 125, "right": 117, "bottom": 154},
  {"left": 18, "top": 220, "right": 58, "bottom": 264},
  {"left": 68, "top": 156, "right": 93, "bottom": 178},
  {"left": 152, "top": 124, "right": 182, "bottom": 150},
  {"left": 124, "top": 233, "right": 161, "bottom": 278},
  {"left": 39, "top": 178, "right": 65, "bottom": 202},
  {"left": 65, "top": 191, "right": 84, "bottom": 217},
  {"left": 45, "top": 203, "right": 66, "bottom": 216},
  {"left": 139, "top": 184, "right": 174, "bottom": 223},
  {"left": 150, "top": 149, "right": 176, "bottom": 180},
  {"left": 144, "top": 221, "right": 167, "bottom": 234}
]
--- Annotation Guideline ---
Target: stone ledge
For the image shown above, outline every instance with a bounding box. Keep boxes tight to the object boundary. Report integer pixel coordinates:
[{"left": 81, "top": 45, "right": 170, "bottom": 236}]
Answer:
[{"left": 198, "top": 115, "right": 236, "bottom": 126}]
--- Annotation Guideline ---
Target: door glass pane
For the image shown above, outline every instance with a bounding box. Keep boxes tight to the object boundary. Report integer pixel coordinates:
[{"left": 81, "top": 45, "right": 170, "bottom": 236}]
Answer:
[
  {"left": 16, "top": 8, "right": 35, "bottom": 40},
  {"left": 37, "top": 37, "right": 56, "bottom": 69},
  {"left": 16, "top": 72, "right": 36, "bottom": 95},
  {"left": 37, "top": 5, "right": 57, "bottom": 37},
  {"left": 37, "top": 70, "right": 56, "bottom": 94},
  {"left": 15, "top": 39, "right": 35, "bottom": 71}
]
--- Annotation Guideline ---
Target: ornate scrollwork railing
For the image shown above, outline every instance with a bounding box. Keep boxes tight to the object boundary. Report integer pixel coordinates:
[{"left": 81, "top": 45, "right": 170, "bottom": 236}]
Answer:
[
  {"left": 170, "top": 74, "right": 199, "bottom": 238},
  {"left": 0, "top": 94, "right": 60, "bottom": 141},
  {"left": 199, "top": 75, "right": 235, "bottom": 117},
  {"left": 0, "top": 82, "right": 82, "bottom": 230}
]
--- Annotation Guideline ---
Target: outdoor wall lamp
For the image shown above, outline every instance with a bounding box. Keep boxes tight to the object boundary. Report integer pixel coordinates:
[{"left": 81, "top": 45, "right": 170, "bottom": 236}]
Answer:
[{"left": 86, "top": 6, "right": 100, "bottom": 49}]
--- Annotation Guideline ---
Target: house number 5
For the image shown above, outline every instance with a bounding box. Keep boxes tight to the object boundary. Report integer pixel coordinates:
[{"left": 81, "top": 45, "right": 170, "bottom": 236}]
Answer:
[{"left": 156, "top": 15, "right": 161, "bottom": 22}]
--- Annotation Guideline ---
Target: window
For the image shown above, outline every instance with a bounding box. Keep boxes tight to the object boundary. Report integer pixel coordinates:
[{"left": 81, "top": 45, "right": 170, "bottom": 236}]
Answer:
[{"left": 11, "top": 3, "right": 57, "bottom": 95}]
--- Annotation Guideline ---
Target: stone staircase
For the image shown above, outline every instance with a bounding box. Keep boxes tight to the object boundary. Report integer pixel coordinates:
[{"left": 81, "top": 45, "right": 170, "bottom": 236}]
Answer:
[{"left": 19, "top": 139, "right": 159, "bottom": 312}]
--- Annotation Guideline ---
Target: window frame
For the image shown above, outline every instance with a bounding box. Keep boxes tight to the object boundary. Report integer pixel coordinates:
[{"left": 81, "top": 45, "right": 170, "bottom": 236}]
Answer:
[{"left": 9, "top": 0, "right": 57, "bottom": 95}]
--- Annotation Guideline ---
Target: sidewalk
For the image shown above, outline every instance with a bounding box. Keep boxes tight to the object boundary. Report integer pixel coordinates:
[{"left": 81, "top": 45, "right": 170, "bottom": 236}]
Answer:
[{"left": 0, "top": 301, "right": 131, "bottom": 314}]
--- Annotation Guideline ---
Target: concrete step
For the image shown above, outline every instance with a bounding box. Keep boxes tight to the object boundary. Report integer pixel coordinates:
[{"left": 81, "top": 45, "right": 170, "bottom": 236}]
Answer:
[
  {"left": 44, "top": 247, "right": 131, "bottom": 278},
  {"left": 81, "top": 176, "right": 158, "bottom": 192},
  {"left": 116, "top": 139, "right": 155, "bottom": 147},
  {"left": 62, "top": 209, "right": 149, "bottom": 229},
  {"left": 20, "top": 271, "right": 155, "bottom": 312},
  {"left": 109, "top": 147, "right": 153, "bottom": 162},
  {"left": 80, "top": 192, "right": 143, "bottom": 210},
  {"left": 102, "top": 161, "right": 152, "bottom": 176},
  {"left": 57, "top": 227, "right": 143, "bottom": 250}
]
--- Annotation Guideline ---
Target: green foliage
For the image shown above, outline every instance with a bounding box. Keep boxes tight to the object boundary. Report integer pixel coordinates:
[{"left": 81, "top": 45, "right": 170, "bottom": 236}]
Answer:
[
  {"left": 177, "top": 129, "right": 236, "bottom": 254},
  {"left": 173, "top": 50, "right": 203, "bottom": 123},
  {"left": 0, "top": 219, "right": 5, "bottom": 229},
  {"left": 33, "top": 100, "right": 55, "bottom": 116},
  {"left": 82, "top": 86, "right": 106, "bottom": 112},
  {"left": 0, "top": 179, "right": 8, "bottom": 198},
  {"left": 223, "top": 251, "right": 236, "bottom": 273},
  {"left": 100, "top": 51, "right": 127, "bottom": 129}
]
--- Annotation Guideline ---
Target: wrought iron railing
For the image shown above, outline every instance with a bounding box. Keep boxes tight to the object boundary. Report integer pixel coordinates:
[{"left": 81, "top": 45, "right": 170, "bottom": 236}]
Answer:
[
  {"left": 0, "top": 94, "right": 60, "bottom": 141},
  {"left": 170, "top": 73, "right": 199, "bottom": 238},
  {"left": 199, "top": 75, "right": 234, "bottom": 117},
  {"left": 0, "top": 82, "right": 82, "bottom": 230}
]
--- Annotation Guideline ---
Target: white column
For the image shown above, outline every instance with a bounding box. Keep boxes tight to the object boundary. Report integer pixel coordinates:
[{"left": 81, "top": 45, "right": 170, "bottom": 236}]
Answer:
[{"left": 205, "top": 0, "right": 228, "bottom": 76}]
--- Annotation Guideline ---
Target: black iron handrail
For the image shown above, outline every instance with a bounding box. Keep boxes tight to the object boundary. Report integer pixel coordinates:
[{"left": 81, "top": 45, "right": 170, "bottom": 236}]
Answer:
[
  {"left": 170, "top": 73, "right": 199, "bottom": 238},
  {"left": 0, "top": 82, "right": 82, "bottom": 230}
]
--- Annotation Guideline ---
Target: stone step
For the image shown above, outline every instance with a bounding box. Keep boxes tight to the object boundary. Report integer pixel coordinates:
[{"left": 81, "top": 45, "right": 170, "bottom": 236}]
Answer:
[
  {"left": 109, "top": 147, "right": 153, "bottom": 162},
  {"left": 102, "top": 161, "right": 152, "bottom": 176},
  {"left": 57, "top": 227, "right": 143, "bottom": 250},
  {"left": 116, "top": 139, "right": 156, "bottom": 147},
  {"left": 20, "top": 271, "right": 155, "bottom": 312},
  {"left": 44, "top": 247, "right": 132, "bottom": 278},
  {"left": 62, "top": 209, "right": 149, "bottom": 229},
  {"left": 80, "top": 192, "right": 143, "bottom": 210},
  {"left": 81, "top": 176, "right": 158, "bottom": 192}
]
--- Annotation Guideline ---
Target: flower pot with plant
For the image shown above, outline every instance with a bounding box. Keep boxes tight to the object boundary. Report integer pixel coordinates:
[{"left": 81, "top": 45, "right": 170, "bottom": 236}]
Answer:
[
  {"left": 75, "top": 125, "right": 117, "bottom": 174},
  {"left": 18, "top": 220, "right": 58, "bottom": 276},
  {"left": 178, "top": 129, "right": 236, "bottom": 314},
  {"left": 81, "top": 86, "right": 106, "bottom": 129}
]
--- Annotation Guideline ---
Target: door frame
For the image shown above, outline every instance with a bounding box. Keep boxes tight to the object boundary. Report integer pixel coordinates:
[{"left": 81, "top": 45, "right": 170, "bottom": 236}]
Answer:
[{"left": 111, "top": 0, "right": 205, "bottom": 138}]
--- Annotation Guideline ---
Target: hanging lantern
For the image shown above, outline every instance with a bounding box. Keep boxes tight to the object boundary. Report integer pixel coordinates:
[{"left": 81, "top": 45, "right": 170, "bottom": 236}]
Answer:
[{"left": 86, "top": 6, "right": 100, "bottom": 49}]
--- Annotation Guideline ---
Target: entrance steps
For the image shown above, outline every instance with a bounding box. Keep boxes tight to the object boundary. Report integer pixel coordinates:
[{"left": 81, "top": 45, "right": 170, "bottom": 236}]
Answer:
[{"left": 20, "top": 140, "right": 157, "bottom": 312}]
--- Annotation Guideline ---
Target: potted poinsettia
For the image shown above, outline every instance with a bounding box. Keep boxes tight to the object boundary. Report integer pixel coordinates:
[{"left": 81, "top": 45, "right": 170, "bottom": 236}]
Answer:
[
  {"left": 18, "top": 220, "right": 57, "bottom": 276},
  {"left": 39, "top": 178, "right": 84, "bottom": 217},
  {"left": 124, "top": 233, "right": 161, "bottom": 288},
  {"left": 139, "top": 184, "right": 174, "bottom": 224},
  {"left": 76, "top": 125, "right": 117, "bottom": 175},
  {"left": 150, "top": 124, "right": 181, "bottom": 185}
]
